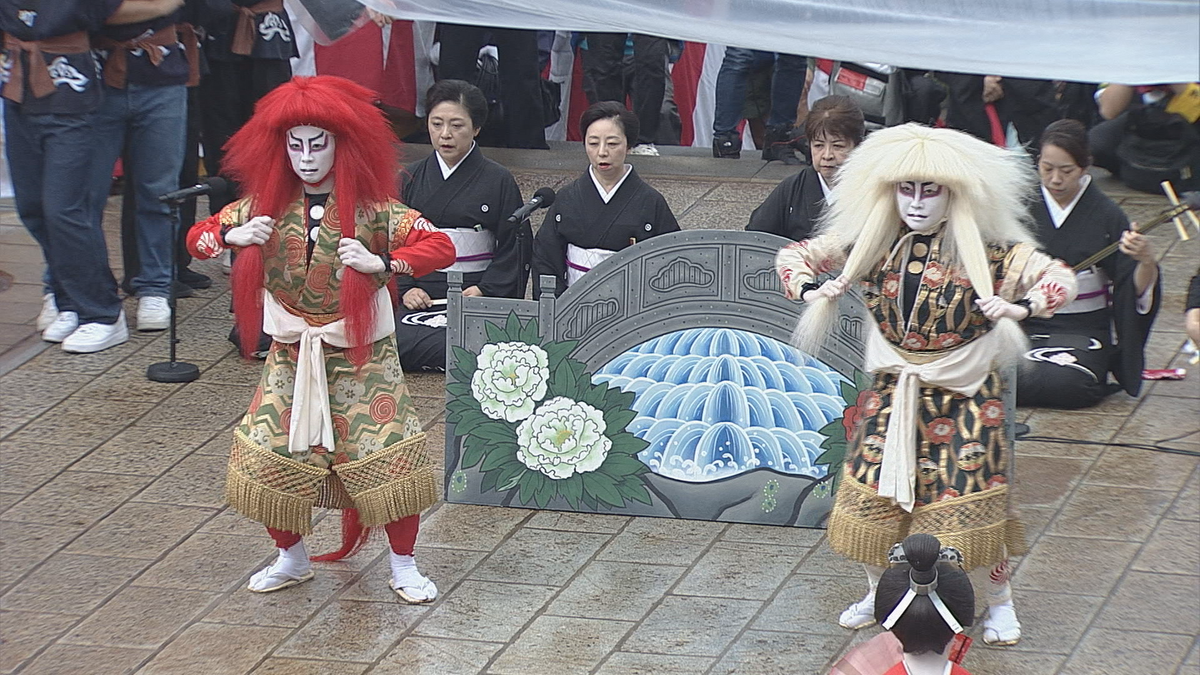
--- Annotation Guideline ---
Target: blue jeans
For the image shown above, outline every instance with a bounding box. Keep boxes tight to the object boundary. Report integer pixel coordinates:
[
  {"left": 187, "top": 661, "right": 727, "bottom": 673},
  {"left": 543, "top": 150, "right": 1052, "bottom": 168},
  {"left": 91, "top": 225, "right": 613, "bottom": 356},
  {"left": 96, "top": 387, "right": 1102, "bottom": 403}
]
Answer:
[
  {"left": 713, "top": 48, "right": 807, "bottom": 134},
  {"left": 89, "top": 83, "right": 188, "bottom": 299},
  {"left": 4, "top": 102, "right": 122, "bottom": 323}
]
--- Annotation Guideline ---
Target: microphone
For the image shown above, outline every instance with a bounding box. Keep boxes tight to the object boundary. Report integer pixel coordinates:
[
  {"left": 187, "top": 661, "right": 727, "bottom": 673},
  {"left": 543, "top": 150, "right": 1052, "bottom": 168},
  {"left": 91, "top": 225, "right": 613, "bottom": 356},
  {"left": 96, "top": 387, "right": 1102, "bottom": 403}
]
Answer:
[
  {"left": 158, "top": 176, "right": 229, "bottom": 204},
  {"left": 507, "top": 187, "right": 556, "bottom": 222}
]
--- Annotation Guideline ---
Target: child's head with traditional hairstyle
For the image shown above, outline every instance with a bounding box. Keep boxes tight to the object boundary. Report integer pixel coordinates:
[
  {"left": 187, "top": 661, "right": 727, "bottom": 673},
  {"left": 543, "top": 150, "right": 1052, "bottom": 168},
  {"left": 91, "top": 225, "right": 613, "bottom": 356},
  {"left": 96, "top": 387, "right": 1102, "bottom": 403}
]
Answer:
[{"left": 875, "top": 533, "right": 975, "bottom": 654}]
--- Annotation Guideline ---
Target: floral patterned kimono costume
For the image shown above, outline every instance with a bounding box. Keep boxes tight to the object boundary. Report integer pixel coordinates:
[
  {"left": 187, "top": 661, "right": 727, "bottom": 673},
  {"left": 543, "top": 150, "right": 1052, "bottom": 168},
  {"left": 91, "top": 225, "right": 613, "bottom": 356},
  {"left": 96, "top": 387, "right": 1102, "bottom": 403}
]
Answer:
[
  {"left": 777, "top": 232, "right": 1074, "bottom": 570},
  {"left": 188, "top": 196, "right": 455, "bottom": 535}
]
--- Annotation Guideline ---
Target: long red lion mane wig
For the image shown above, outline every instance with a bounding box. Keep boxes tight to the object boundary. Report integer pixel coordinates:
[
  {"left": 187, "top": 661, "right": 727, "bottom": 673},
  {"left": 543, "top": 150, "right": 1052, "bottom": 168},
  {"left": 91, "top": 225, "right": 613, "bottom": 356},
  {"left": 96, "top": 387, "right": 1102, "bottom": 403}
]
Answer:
[{"left": 222, "top": 75, "right": 400, "bottom": 357}]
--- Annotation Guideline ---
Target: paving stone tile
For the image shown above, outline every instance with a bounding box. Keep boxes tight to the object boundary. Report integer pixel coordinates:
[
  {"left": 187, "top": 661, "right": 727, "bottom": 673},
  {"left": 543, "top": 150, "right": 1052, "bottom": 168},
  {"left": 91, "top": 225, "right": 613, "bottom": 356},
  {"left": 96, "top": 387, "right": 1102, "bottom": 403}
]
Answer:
[
  {"left": 341, "top": 546, "right": 485, "bottom": 603},
  {"left": 299, "top": 516, "right": 392, "bottom": 573},
  {"left": 413, "top": 396, "right": 445, "bottom": 429},
  {"left": 644, "top": 179, "right": 719, "bottom": 215},
  {"left": 1059, "top": 627, "right": 1193, "bottom": 675},
  {"left": 720, "top": 524, "right": 825, "bottom": 548},
  {"left": 60, "top": 586, "right": 218, "bottom": 649},
  {"left": 702, "top": 181, "right": 777, "bottom": 204},
  {"left": 1168, "top": 472, "right": 1200, "bottom": 522},
  {"left": 72, "top": 360, "right": 189, "bottom": 404},
  {"left": 547, "top": 560, "right": 687, "bottom": 621},
  {"left": 17, "top": 338, "right": 147, "bottom": 375},
  {"left": 678, "top": 200, "right": 758, "bottom": 231},
  {"left": 275, "top": 599, "right": 429, "bottom": 662},
  {"left": 1183, "top": 639, "right": 1200, "bottom": 670},
  {"left": 1012, "top": 456, "right": 1090, "bottom": 509},
  {"left": 404, "top": 372, "right": 448, "bottom": 399},
  {"left": 204, "top": 569, "right": 356, "bottom": 628},
  {"left": 192, "top": 431, "right": 235, "bottom": 457},
  {"left": 1134, "top": 518, "right": 1200, "bottom": 575},
  {"left": 139, "top": 623, "right": 291, "bottom": 675},
  {"left": 202, "top": 353, "right": 266, "bottom": 386},
  {"left": 795, "top": 539, "right": 866, "bottom": 577},
  {"left": 964, "top": 648, "right": 1066, "bottom": 675},
  {"left": 5, "top": 398, "right": 154, "bottom": 447},
  {"left": 19, "top": 644, "right": 152, "bottom": 675},
  {"left": 1018, "top": 410, "right": 1125, "bottom": 456},
  {"left": 1086, "top": 445, "right": 1199, "bottom": 491},
  {"left": 373, "top": 637, "right": 503, "bottom": 675},
  {"left": 622, "top": 595, "right": 760, "bottom": 656},
  {"left": 1013, "top": 535, "right": 1141, "bottom": 595},
  {"left": 0, "top": 491, "right": 21, "bottom": 513},
  {"left": 489, "top": 615, "right": 632, "bottom": 675},
  {"left": 71, "top": 425, "right": 217, "bottom": 476},
  {"left": 1050, "top": 485, "right": 1175, "bottom": 541},
  {"left": 0, "top": 369, "right": 92, "bottom": 408},
  {"left": 469, "top": 528, "right": 610, "bottom": 586},
  {"left": 711, "top": 630, "right": 846, "bottom": 675},
  {"left": 0, "top": 521, "right": 83, "bottom": 581},
  {"left": 417, "top": 504, "right": 532, "bottom": 551},
  {"left": 136, "top": 533, "right": 271, "bottom": 592},
  {"left": 1, "top": 471, "right": 151, "bottom": 527},
  {"left": 1114, "top": 395, "right": 1200, "bottom": 450},
  {"left": 253, "top": 659, "right": 367, "bottom": 675},
  {"left": 198, "top": 508, "right": 272, "bottom": 537},
  {"left": 137, "top": 382, "right": 252, "bottom": 430},
  {"left": 673, "top": 541, "right": 802, "bottom": 600},
  {"left": 593, "top": 652, "right": 715, "bottom": 675},
  {"left": 595, "top": 517, "right": 724, "bottom": 565},
  {"left": 132, "top": 454, "right": 228, "bottom": 508},
  {"left": 1005, "top": 590, "right": 1104, "bottom": 654},
  {"left": 413, "top": 580, "right": 557, "bottom": 642},
  {"left": 1094, "top": 572, "right": 1200, "bottom": 635},
  {"left": 0, "top": 444, "right": 82, "bottom": 495},
  {"left": 0, "top": 554, "right": 149, "bottom": 616},
  {"left": 526, "top": 511, "right": 630, "bottom": 534},
  {"left": 0, "top": 610, "right": 78, "bottom": 673},
  {"left": 753, "top": 574, "right": 868, "bottom": 635},
  {"left": 65, "top": 502, "right": 215, "bottom": 559},
  {"left": 1018, "top": 505, "right": 1057, "bottom": 544},
  {"left": 423, "top": 423, "right": 446, "bottom": 473}
]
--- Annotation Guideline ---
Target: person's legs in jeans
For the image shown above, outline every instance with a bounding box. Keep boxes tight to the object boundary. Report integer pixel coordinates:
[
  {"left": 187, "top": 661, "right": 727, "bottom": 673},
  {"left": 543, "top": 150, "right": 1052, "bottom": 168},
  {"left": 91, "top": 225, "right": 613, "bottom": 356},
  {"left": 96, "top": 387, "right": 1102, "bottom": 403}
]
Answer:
[
  {"left": 767, "top": 53, "right": 806, "bottom": 129},
  {"left": 630, "top": 34, "right": 667, "bottom": 145},
  {"left": 713, "top": 48, "right": 769, "bottom": 135},
  {"left": 126, "top": 84, "right": 187, "bottom": 302},
  {"left": 583, "top": 33, "right": 626, "bottom": 104}
]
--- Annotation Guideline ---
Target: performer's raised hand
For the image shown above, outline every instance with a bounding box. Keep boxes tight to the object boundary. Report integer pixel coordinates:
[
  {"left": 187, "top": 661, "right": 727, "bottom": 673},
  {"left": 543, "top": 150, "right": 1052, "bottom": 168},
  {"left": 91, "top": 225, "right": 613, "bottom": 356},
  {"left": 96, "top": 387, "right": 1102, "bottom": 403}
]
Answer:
[
  {"left": 224, "top": 216, "right": 274, "bottom": 246},
  {"left": 338, "top": 237, "right": 386, "bottom": 274},
  {"left": 975, "top": 295, "right": 1030, "bottom": 321},
  {"left": 802, "top": 275, "right": 850, "bottom": 303},
  {"left": 402, "top": 287, "right": 433, "bottom": 310}
]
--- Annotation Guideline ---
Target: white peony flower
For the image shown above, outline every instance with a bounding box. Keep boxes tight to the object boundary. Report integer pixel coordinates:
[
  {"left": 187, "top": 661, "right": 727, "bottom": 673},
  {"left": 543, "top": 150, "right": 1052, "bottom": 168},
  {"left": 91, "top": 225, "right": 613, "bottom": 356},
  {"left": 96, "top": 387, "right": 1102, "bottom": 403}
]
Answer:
[
  {"left": 334, "top": 379, "right": 366, "bottom": 405},
  {"left": 470, "top": 342, "right": 550, "bottom": 422},
  {"left": 266, "top": 365, "right": 296, "bottom": 394},
  {"left": 515, "top": 397, "right": 611, "bottom": 480}
]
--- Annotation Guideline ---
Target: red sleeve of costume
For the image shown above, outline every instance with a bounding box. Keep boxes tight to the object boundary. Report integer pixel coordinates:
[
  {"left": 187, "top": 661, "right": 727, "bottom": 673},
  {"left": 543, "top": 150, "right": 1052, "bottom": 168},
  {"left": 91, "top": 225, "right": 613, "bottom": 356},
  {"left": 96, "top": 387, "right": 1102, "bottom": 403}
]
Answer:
[
  {"left": 392, "top": 215, "right": 455, "bottom": 278},
  {"left": 186, "top": 213, "right": 228, "bottom": 260}
]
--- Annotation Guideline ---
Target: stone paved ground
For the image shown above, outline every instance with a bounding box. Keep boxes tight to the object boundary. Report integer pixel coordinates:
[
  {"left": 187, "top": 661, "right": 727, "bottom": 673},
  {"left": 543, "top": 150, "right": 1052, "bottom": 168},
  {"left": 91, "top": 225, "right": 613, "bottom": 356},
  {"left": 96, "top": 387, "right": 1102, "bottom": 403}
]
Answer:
[{"left": 0, "top": 146, "right": 1197, "bottom": 675}]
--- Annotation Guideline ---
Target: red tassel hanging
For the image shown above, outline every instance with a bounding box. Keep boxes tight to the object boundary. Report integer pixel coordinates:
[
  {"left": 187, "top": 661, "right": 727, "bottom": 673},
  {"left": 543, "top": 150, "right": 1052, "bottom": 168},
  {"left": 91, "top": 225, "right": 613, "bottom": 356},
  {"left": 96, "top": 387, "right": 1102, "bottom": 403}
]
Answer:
[{"left": 311, "top": 508, "right": 373, "bottom": 562}]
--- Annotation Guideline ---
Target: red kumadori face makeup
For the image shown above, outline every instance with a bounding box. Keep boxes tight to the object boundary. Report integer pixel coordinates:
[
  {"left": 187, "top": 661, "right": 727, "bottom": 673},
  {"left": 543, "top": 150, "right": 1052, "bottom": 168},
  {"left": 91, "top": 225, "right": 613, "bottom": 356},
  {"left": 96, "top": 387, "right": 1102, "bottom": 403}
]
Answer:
[
  {"left": 286, "top": 125, "right": 336, "bottom": 190},
  {"left": 896, "top": 181, "right": 949, "bottom": 232}
]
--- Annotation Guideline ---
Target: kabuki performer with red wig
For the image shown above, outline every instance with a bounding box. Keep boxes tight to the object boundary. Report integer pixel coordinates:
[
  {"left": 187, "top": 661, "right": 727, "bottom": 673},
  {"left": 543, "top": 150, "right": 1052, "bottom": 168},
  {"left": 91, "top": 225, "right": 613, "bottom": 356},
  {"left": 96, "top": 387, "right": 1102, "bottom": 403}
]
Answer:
[
  {"left": 776, "top": 124, "right": 1076, "bottom": 646},
  {"left": 187, "top": 76, "right": 454, "bottom": 602}
]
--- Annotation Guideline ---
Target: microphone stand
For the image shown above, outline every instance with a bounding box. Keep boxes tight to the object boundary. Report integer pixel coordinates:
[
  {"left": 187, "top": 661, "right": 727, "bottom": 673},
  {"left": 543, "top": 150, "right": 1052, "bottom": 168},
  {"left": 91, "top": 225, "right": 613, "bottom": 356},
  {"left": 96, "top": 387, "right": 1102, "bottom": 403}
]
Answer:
[{"left": 146, "top": 196, "right": 200, "bottom": 383}]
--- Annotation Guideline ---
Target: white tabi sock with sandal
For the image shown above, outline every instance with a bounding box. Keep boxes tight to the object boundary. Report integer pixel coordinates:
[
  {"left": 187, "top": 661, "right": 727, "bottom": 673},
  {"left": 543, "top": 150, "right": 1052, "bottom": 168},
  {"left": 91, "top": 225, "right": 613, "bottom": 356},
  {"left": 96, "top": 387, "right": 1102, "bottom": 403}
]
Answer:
[
  {"left": 247, "top": 540, "right": 314, "bottom": 593},
  {"left": 389, "top": 552, "right": 437, "bottom": 604}
]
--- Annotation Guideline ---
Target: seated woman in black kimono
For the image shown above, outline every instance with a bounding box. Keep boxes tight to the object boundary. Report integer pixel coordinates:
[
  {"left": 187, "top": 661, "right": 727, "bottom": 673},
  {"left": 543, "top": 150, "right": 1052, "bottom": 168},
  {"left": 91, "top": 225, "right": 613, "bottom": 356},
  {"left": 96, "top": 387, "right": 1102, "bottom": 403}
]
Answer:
[
  {"left": 395, "top": 80, "right": 529, "bottom": 371},
  {"left": 746, "top": 95, "right": 865, "bottom": 240},
  {"left": 533, "top": 102, "right": 679, "bottom": 297},
  {"left": 1019, "top": 119, "right": 1161, "bottom": 408}
]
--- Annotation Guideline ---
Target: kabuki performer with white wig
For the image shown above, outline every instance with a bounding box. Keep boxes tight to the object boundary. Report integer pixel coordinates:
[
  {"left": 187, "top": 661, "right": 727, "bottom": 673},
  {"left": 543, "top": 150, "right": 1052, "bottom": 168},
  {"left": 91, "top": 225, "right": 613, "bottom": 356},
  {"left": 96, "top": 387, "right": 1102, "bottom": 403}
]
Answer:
[
  {"left": 187, "top": 76, "right": 454, "bottom": 603},
  {"left": 776, "top": 124, "right": 1077, "bottom": 646}
]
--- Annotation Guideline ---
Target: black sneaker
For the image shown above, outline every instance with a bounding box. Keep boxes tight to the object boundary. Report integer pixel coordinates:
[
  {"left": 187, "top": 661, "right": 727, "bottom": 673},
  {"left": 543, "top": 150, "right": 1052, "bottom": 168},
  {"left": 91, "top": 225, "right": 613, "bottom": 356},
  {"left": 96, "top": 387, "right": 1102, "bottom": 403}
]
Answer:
[
  {"left": 712, "top": 132, "right": 741, "bottom": 159},
  {"left": 179, "top": 267, "right": 213, "bottom": 289},
  {"left": 761, "top": 124, "right": 801, "bottom": 164}
]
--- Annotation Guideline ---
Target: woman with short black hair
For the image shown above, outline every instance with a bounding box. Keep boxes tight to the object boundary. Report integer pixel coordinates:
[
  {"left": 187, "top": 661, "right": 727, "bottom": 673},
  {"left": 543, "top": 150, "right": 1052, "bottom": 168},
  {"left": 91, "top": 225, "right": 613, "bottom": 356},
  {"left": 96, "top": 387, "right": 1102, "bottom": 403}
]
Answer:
[
  {"left": 532, "top": 102, "right": 679, "bottom": 297},
  {"left": 395, "top": 79, "right": 529, "bottom": 371}
]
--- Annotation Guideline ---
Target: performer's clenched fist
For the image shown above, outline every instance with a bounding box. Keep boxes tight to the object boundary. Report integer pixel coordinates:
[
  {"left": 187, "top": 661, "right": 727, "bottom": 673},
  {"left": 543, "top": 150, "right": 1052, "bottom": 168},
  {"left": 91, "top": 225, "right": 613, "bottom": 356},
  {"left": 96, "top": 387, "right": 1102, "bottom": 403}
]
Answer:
[
  {"left": 975, "top": 295, "right": 1031, "bottom": 321},
  {"left": 224, "top": 216, "right": 274, "bottom": 246},
  {"left": 338, "top": 237, "right": 386, "bottom": 273},
  {"left": 802, "top": 274, "right": 851, "bottom": 303}
]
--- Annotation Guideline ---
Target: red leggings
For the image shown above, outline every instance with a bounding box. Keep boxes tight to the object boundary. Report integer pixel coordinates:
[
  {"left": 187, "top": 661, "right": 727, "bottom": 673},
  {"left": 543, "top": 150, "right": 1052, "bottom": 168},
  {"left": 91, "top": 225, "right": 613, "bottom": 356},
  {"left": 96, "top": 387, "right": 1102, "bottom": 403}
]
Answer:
[{"left": 267, "top": 514, "right": 420, "bottom": 555}]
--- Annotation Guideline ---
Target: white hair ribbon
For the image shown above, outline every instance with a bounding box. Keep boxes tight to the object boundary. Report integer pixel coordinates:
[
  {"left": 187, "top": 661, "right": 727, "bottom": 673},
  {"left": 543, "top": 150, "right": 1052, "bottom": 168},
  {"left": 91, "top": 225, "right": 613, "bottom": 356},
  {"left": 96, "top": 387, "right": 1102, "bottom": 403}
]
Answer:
[{"left": 881, "top": 570, "right": 964, "bottom": 634}]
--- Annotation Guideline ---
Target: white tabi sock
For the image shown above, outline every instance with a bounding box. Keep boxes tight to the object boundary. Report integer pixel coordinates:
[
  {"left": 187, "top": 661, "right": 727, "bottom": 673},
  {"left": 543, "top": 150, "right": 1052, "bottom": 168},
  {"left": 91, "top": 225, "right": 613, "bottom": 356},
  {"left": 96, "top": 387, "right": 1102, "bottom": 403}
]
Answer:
[
  {"left": 389, "top": 552, "right": 438, "bottom": 603},
  {"left": 247, "top": 540, "right": 313, "bottom": 592}
]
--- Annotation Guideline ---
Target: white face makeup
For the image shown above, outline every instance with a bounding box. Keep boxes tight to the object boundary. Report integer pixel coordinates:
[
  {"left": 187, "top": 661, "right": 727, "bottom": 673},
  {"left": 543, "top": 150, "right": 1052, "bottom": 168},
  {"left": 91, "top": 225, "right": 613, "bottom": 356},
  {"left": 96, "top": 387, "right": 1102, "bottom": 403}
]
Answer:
[
  {"left": 895, "top": 181, "right": 950, "bottom": 232},
  {"left": 286, "top": 125, "right": 336, "bottom": 192}
]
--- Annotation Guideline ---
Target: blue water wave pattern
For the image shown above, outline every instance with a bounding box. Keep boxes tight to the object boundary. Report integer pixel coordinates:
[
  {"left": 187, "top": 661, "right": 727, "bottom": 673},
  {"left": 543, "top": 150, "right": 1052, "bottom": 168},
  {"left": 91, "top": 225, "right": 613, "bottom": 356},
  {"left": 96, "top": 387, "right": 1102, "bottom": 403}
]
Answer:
[{"left": 593, "top": 328, "right": 847, "bottom": 483}]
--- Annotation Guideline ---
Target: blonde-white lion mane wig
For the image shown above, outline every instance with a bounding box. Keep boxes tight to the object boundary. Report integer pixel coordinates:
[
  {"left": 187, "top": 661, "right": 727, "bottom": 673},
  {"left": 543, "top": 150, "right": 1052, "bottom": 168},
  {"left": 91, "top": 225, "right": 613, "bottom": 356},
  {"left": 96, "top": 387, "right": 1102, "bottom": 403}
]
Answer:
[{"left": 793, "top": 123, "right": 1038, "bottom": 366}]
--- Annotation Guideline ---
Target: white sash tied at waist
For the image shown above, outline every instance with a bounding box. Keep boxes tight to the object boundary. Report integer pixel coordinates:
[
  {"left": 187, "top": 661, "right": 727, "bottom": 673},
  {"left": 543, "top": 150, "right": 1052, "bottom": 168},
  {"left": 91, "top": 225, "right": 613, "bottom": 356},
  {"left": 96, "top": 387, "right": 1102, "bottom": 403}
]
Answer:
[
  {"left": 439, "top": 227, "right": 496, "bottom": 274},
  {"left": 263, "top": 287, "right": 395, "bottom": 457},
  {"left": 865, "top": 323, "right": 1000, "bottom": 513},
  {"left": 565, "top": 244, "right": 616, "bottom": 286}
]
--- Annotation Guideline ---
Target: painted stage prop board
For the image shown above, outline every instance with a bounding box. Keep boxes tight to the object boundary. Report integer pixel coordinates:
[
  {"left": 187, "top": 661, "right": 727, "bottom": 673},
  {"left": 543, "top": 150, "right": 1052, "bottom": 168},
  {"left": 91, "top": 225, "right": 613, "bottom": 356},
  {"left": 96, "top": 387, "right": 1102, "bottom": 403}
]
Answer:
[{"left": 443, "top": 230, "right": 1014, "bottom": 527}]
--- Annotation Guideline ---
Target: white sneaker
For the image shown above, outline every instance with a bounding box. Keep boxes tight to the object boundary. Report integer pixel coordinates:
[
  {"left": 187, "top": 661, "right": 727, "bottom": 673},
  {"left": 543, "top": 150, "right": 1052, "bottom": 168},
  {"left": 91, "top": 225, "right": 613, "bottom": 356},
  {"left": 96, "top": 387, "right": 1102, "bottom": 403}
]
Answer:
[
  {"left": 62, "top": 313, "right": 129, "bottom": 353},
  {"left": 137, "top": 296, "right": 170, "bottom": 331},
  {"left": 36, "top": 293, "right": 59, "bottom": 331},
  {"left": 42, "top": 311, "right": 78, "bottom": 343},
  {"left": 838, "top": 594, "right": 877, "bottom": 629},
  {"left": 628, "top": 143, "right": 660, "bottom": 156}
]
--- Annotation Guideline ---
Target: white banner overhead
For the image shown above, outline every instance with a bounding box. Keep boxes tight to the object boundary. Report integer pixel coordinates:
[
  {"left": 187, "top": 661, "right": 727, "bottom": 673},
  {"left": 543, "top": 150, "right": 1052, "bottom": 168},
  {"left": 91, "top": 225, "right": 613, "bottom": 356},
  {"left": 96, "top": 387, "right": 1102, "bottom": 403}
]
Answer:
[{"left": 352, "top": 0, "right": 1199, "bottom": 85}]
